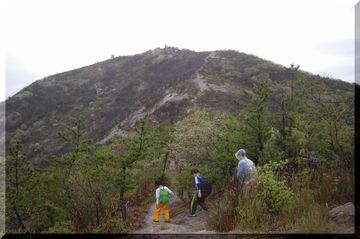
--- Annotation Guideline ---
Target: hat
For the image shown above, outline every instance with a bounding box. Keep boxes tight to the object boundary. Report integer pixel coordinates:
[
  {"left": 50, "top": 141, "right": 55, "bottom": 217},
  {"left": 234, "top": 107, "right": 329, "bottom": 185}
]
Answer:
[{"left": 235, "top": 149, "right": 246, "bottom": 159}]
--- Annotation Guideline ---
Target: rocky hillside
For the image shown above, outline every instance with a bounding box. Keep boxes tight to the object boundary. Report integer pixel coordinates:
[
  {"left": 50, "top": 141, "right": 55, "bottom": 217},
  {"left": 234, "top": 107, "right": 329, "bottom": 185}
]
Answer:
[{"left": 3, "top": 46, "right": 353, "bottom": 165}]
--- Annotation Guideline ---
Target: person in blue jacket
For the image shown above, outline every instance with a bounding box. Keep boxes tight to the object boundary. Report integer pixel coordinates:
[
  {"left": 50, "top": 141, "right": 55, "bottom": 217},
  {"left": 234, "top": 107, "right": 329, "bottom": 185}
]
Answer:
[{"left": 189, "top": 168, "right": 209, "bottom": 217}]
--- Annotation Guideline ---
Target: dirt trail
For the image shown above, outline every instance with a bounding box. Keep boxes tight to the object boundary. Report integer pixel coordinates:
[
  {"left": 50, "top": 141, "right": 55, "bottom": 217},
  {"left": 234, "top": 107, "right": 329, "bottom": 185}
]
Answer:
[
  {"left": 192, "top": 52, "right": 216, "bottom": 92},
  {"left": 134, "top": 194, "right": 216, "bottom": 234},
  {"left": 134, "top": 52, "right": 220, "bottom": 234},
  {"left": 192, "top": 51, "right": 230, "bottom": 93}
]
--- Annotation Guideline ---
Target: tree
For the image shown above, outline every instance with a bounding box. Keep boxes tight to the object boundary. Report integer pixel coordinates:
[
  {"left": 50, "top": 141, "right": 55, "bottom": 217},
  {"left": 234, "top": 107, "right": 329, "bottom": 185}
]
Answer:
[
  {"left": 305, "top": 83, "right": 354, "bottom": 173},
  {"left": 107, "top": 120, "right": 147, "bottom": 221},
  {"left": 143, "top": 122, "right": 174, "bottom": 181},
  {"left": 45, "top": 120, "right": 95, "bottom": 231},
  {"left": 171, "top": 109, "right": 225, "bottom": 200},
  {"left": 211, "top": 114, "right": 244, "bottom": 178},
  {"left": 241, "top": 80, "right": 272, "bottom": 164},
  {"left": 171, "top": 109, "right": 223, "bottom": 164},
  {"left": 6, "top": 140, "right": 28, "bottom": 231},
  {"left": 6, "top": 140, "right": 50, "bottom": 232},
  {"left": 272, "top": 64, "right": 307, "bottom": 158}
]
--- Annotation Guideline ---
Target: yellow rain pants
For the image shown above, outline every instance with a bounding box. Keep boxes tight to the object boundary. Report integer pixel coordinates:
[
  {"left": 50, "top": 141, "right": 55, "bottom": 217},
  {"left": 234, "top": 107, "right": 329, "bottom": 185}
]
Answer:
[{"left": 153, "top": 203, "right": 170, "bottom": 222}]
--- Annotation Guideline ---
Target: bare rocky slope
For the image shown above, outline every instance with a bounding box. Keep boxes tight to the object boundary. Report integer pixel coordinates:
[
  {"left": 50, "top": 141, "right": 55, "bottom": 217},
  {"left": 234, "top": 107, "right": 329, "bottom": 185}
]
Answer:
[{"left": 3, "top": 46, "right": 353, "bottom": 165}]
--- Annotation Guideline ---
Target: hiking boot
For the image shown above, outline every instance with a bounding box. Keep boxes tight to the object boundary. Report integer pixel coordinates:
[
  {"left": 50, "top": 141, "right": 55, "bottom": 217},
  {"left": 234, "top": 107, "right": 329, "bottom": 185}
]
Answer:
[
  {"left": 165, "top": 220, "right": 171, "bottom": 223},
  {"left": 153, "top": 220, "right": 159, "bottom": 222}
]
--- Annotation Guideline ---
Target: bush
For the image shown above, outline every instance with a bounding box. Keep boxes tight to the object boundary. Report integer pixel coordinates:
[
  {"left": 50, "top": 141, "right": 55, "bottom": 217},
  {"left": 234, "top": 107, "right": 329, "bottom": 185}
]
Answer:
[
  {"left": 257, "top": 161, "right": 296, "bottom": 216},
  {"left": 131, "top": 158, "right": 165, "bottom": 203},
  {"left": 207, "top": 160, "right": 299, "bottom": 233},
  {"left": 206, "top": 194, "right": 237, "bottom": 232},
  {"left": 235, "top": 186, "right": 269, "bottom": 231},
  {"left": 261, "top": 147, "right": 285, "bottom": 165}
]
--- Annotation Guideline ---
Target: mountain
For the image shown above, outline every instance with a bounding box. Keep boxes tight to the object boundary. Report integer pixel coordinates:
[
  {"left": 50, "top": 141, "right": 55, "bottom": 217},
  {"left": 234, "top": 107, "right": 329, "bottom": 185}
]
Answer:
[{"left": 2, "top": 46, "right": 353, "bottom": 165}]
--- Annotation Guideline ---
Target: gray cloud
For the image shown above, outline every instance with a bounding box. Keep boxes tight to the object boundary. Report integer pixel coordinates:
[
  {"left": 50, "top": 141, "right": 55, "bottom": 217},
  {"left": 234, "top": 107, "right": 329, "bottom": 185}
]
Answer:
[
  {"left": 316, "top": 39, "right": 353, "bottom": 57},
  {"left": 314, "top": 62, "right": 354, "bottom": 83}
]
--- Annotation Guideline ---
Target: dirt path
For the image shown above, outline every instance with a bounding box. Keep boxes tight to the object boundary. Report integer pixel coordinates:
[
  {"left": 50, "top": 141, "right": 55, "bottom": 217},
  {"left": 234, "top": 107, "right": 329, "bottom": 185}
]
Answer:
[
  {"left": 133, "top": 71, "right": 220, "bottom": 234},
  {"left": 134, "top": 194, "right": 216, "bottom": 234}
]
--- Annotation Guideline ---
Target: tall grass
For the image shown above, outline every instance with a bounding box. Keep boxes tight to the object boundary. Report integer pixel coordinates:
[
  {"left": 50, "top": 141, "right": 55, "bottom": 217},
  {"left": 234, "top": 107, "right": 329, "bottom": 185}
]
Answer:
[
  {"left": 206, "top": 195, "right": 237, "bottom": 232},
  {"left": 290, "top": 203, "right": 332, "bottom": 233},
  {"left": 206, "top": 160, "right": 341, "bottom": 233},
  {"left": 314, "top": 170, "right": 354, "bottom": 206}
]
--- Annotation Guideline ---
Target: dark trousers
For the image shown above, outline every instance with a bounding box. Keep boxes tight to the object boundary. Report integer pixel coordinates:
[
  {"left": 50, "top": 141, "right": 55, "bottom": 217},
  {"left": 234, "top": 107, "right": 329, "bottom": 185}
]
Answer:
[{"left": 189, "top": 194, "right": 208, "bottom": 215}]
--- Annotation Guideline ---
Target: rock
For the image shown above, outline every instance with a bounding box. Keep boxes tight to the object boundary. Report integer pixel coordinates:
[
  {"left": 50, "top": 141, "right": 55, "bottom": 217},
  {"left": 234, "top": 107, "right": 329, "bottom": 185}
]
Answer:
[{"left": 328, "top": 202, "right": 355, "bottom": 224}]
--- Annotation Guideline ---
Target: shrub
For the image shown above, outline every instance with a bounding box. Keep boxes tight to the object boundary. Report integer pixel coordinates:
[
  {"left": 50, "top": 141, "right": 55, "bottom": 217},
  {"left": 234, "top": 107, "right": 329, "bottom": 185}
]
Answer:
[
  {"left": 235, "top": 186, "right": 269, "bottom": 231},
  {"left": 206, "top": 194, "right": 237, "bottom": 232},
  {"left": 257, "top": 161, "right": 296, "bottom": 216}
]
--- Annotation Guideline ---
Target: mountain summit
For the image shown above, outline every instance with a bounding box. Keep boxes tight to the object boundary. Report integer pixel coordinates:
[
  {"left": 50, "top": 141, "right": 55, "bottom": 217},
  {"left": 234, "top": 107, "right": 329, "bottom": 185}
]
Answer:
[{"left": 3, "top": 46, "right": 352, "bottom": 164}]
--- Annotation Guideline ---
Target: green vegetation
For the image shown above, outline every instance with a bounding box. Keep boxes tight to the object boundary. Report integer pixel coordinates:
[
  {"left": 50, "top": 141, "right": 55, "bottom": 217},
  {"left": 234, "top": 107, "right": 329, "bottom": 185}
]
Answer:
[
  {"left": 0, "top": 156, "right": 5, "bottom": 236},
  {"left": 4, "top": 48, "right": 354, "bottom": 233},
  {"left": 6, "top": 120, "right": 176, "bottom": 233},
  {"left": 203, "top": 66, "right": 354, "bottom": 232}
]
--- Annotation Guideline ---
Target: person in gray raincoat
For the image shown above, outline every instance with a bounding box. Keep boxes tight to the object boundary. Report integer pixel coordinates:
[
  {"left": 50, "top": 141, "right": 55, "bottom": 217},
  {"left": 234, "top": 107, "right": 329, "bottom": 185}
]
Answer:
[{"left": 235, "top": 149, "right": 258, "bottom": 184}]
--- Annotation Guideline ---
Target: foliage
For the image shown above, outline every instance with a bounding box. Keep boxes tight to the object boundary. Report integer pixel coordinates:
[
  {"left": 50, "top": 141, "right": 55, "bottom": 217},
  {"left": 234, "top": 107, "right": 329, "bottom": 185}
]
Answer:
[
  {"left": 171, "top": 110, "right": 221, "bottom": 198},
  {"left": 4, "top": 57, "right": 354, "bottom": 233},
  {"left": 206, "top": 195, "right": 237, "bottom": 232},
  {"left": 257, "top": 160, "right": 295, "bottom": 216},
  {"left": 6, "top": 140, "right": 53, "bottom": 232},
  {"left": 207, "top": 159, "right": 334, "bottom": 233},
  {"left": 4, "top": 119, "right": 174, "bottom": 232},
  {"left": 210, "top": 114, "right": 244, "bottom": 178},
  {"left": 238, "top": 79, "right": 272, "bottom": 165},
  {"left": 314, "top": 168, "right": 354, "bottom": 205},
  {"left": 171, "top": 109, "right": 223, "bottom": 163},
  {"left": 235, "top": 189, "right": 269, "bottom": 231},
  {"left": 290, "top": 204, "right": 332, "bottom": 233}
]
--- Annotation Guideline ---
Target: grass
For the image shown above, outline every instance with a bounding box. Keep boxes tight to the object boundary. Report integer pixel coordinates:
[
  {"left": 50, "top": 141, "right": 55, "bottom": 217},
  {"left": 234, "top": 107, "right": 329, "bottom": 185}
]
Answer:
[
  {"left": 206, "top": 170, "right": 342, "bottom": 233},
  {"left": 206, "top": 195, "right": 237, "bottom": 232},
  {"left": 290, "top": 204, "right": 333, "bottom": 233},
  {"left": 314, "top": 170, "right": 354, "bottom": 207},
  {"left": 277, "top": 188, "right": 333, "bottom": 233}
]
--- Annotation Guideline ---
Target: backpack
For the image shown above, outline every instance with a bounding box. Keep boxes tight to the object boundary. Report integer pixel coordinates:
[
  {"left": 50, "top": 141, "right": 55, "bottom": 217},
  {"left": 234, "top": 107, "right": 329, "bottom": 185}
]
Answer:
[
  {"left": 159, "top": 187, "right": 169, "bottom": 203},
  {"left": 248, "top": 165, "right": 258, "bottom": 181},
  {"left": 198, "top": 175, "right": 212, "bottom": 197},
  {"left": 245, "top": 159, "right": 258, "bottom": 182}
]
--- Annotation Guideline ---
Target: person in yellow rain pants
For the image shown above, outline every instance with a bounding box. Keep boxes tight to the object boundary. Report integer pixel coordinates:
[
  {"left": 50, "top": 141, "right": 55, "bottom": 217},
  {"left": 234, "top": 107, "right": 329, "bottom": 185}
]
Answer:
[{"left": 153, "top": 178, "right": 175, "bottom": 223}]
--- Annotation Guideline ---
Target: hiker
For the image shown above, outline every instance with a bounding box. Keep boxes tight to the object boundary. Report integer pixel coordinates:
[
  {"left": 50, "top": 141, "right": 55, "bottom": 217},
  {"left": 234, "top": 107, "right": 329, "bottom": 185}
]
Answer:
[
  {"left": 153, "top": 178, "right": 174, "bottom": 223},
  {"left": 189, "top": 168, "right": 212, "bottom": 217},
  {"left": 235, "top": 149, "right": 258, "bottom": 184}
]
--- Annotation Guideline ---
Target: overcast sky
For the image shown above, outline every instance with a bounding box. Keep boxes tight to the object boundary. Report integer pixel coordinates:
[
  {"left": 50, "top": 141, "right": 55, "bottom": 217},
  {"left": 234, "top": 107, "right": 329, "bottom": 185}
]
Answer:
[{"left": 1, "top": 0, "right": 358, "bottom": 101}]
